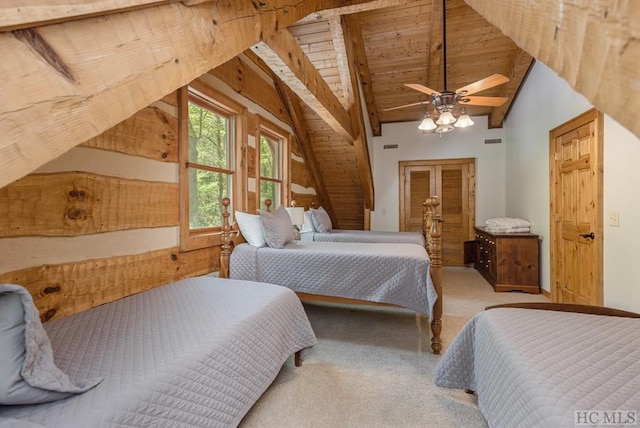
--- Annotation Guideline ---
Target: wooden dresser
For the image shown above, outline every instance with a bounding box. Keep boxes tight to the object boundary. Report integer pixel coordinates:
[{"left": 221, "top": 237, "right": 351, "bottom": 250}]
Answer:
[{"left": 472, "top": 227, "right": 540, "bottom": 294}]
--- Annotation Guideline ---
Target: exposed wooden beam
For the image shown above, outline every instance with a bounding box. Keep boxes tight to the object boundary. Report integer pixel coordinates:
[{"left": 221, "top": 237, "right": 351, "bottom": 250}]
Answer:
[
  {"left": 0, "top": 0, "right": 171, "bottom": 31},
  {"left": 0, "top": 0, "right": 377, "bottom": 189},
  {"left": 252, "top": 28, "right": 354, "bottom": 140},
  {"left": 208, "top": 56, "right": 291, "bottom": 125},
  {"left": 489, "top": 48, "right": 534, "bottom": 128},
  {"left": 341, "top": 17, "right": 374, "bottom": 210},
  {"left": 344, "top": 15, "right": 381, "bottom": 136},
  {"left": 464, "top": 0, "right": 640, "bottom": 139},
  {"left": 328, "top": 16, "right": 354, "bottom": 109},
  {"left": 299, "top": 0, "right": 424, "bottom": 22},
  {"left": 1, "top": 0, "right": 385, "bottom": 31},
  {"left": 276, "top": 83, "right": 335, "bottom": 221}
]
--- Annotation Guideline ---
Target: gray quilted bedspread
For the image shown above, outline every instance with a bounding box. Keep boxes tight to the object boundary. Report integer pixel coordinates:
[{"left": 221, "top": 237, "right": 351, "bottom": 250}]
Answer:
[
  {"left": 230, "top": 241, "right": 436, "bottom": 316},
  {"left": 0, "top": 277, "right": 316, "bottom": 427},
  {"left": 300, "top": 229, "right": 425, "bottom": 246},
  {"left": 434, "top": 308, "right": 640, "bottom": 428}
]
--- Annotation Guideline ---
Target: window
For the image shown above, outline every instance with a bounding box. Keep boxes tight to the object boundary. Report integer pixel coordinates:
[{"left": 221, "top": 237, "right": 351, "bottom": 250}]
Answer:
[
  {"left": 179, "top": 84, "right": 244, "bottom": 251},
  {"left": 257, "top": 121, "right": 288, "bottom": 210},
  {"left": 187, "top": 95, "right": 232, "bottom": 229}
]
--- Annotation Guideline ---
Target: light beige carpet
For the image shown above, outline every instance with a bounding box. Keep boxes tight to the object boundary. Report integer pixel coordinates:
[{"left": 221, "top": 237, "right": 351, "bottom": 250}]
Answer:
[{"left": 240, "top": 267, "right": 549, "bottom": 427}]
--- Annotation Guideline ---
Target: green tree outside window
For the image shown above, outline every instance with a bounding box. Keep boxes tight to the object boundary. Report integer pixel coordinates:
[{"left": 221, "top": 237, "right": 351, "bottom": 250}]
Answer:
[
  {"left": 260, "top": 134, "right": 281, "bottom": 209},
  {"left": 187, "top": 101, "right": 232, "bottom": 229}
]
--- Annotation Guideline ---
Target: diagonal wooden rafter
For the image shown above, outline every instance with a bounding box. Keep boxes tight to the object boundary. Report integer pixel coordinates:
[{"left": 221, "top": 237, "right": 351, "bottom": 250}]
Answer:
[
  {"left": 242, "top": 48, "right": 334, "bottom": 216},
  {"left": 208, "top": 55, "right": 292, "bottom": 126},
  {"left": 341, "top": 16, "right": 374, "bottom": 211},
  {"left": 299, "top": 0, "right": 425, "bottom": 23},
  {"left": 489, "top": 48, "right": 534, "bottom": 128},
  {"left": 252, "top": 28, "right": 354, "bottom": 140},
  {"left": 464, "top": 0, "right": 640, "bottom": 139},
  {"left": 344, "top": 14, "right": 381, "bottom": 137},
  {"left": 276, "top": 82, "right": 335, "bottom": 222},
  {"left": 328, "top": 16, "right": 354, "bottom": 110},
  {"left": 0, "top": 0, "right": 380, "bottom": 189}
]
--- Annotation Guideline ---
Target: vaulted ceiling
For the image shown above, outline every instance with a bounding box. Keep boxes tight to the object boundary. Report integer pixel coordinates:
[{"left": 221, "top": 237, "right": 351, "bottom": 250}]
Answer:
[
  {"left": 248, "top": 0, "right": 534, "bottom": 227},
  {"left": 294, "top": 0, "right": 532, "bottom": 134},
  {"left": 1, "top": 0, "right": 638, "bottom": 229}
]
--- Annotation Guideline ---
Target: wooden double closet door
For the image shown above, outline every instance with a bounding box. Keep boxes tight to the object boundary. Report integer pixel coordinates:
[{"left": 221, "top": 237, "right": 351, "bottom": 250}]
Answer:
[{"left": 400, "top": 158, "right": 476, "bottom": 266}]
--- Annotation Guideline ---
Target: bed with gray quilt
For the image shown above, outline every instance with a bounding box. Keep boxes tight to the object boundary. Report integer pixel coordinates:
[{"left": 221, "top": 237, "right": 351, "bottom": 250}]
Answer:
[
  {"left": 229, "top": 241, "right": 437, "bottom": 317},
  {"left": 434, "top": 307, "right": 640, "bottom": 427},
  {"left": 0, "top": 277, "right": 316, "bottom": 427},
  {"left": 299, "top": 229, "right": 425, "bottom": 246}
]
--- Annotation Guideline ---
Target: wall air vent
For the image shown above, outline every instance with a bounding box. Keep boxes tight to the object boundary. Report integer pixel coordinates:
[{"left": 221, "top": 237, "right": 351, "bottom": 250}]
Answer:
[
  {"left": 383, "top": 144, "right": 399, "bottom": 150},
  {"left": 484, "top": 138, "right": 502, "bottom": 144}
]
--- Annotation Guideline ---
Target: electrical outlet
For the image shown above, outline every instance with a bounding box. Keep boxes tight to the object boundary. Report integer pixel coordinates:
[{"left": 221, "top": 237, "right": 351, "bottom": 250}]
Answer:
[{"left": 608, "top": 212, "right": 620, "bottom": 227}]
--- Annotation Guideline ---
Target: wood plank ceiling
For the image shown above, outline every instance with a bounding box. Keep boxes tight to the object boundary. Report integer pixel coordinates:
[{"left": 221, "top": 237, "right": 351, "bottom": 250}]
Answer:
[{"left": 277, "top": 0, "right": 532, "bottom": 228}]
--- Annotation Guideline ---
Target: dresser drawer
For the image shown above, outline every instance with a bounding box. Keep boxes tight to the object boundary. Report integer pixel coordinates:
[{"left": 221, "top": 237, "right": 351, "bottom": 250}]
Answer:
[{"left": 473, "top": 226, "right": 539, "bottom": 294}]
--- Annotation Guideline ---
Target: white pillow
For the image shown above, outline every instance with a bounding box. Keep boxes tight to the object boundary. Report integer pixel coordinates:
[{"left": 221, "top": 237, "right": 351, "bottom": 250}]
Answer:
[
  {"left": 235, "top": 211, "right": 266, "bottom": 247},
  {"left": 300, "top": 211, "right": 315, "bottom": 233},
  {"left": 0, "top": 284, "right": 102, "bottom": 405},
  {"left": 311, "top": 206, "right": 332, "bottom": 233},
  {"left": 259, "top": 206, "right": 295, "bottom": 249}
]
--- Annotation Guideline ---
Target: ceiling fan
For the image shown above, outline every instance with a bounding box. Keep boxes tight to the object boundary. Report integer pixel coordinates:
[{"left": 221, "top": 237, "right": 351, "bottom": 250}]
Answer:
[{"left": 384, "top": 0, "right": 509, "bottom": 133}]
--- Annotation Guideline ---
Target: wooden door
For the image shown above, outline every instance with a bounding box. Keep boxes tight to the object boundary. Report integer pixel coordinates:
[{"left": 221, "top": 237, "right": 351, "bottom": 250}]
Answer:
[
  {"left": 400, "top": 159, "right": 476, "bottom": 266},
  {"left": 550, "top": 109, "right": 603, "bottom": 305},
  {"left": 400, "top": 165, "right": 436, "bottom": 233}
]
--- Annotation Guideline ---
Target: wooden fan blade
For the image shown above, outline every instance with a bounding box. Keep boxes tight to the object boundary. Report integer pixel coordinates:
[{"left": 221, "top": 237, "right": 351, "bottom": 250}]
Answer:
[
  {"left": 383, "top": 100, "right": 430, "bottom": 111},
  {"left": 455, "top": 74, "right": 509, "bottom": 96},
  {"left": 404, "top": 83, "right": 441, "bottom": 96},
  {"left": 459, "top": 96, "right": 508, "bottom": 107}
]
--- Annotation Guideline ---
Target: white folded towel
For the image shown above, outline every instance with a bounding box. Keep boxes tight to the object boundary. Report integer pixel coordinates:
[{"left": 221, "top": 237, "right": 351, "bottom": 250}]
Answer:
[
  {"left": 485, "top": 217, "right": 531, "bottom": 229},
  {"left": 485, "top": 226, "right": 530, "bottom": 233}
]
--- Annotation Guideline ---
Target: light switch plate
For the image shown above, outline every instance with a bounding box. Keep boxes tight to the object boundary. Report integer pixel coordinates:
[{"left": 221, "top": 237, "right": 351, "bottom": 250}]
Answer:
[{"left": 608, "top": 212, "right": 620, "bottom": 227}]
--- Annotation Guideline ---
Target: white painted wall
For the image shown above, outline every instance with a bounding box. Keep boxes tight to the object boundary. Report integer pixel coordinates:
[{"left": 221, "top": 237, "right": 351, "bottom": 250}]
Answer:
[
  {"left": 504, "top": 61, "right": 640, "bottom": 312},
  {"left": 503, "top": 61, "right": 592, "bottom": 294},
  {"left": 371, "top": 116, "right": 507, "bottom": 231},
  {"left": 372, "top": 60, "right": 640, "bottom": 312},
  {"left": 602, "top": 118, "right": 640, "bottom": 312}
]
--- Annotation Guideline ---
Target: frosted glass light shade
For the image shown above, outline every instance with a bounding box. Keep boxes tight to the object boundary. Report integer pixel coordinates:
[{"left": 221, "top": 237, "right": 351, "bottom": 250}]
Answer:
[
  {"left": 418, "top": 117, "right": 437, "bottom": 131},
  {"left": 435, "top": 124, "right": 454, "bottom": 134},
  {"left": 285, "top": 207, "right": 305, "bottom": 227},
  {"left": 436, "top": 111, "right": 456, "bottom": 125},
  {"left": 454, "top": 114, "right": 474, "bottom": 128}
]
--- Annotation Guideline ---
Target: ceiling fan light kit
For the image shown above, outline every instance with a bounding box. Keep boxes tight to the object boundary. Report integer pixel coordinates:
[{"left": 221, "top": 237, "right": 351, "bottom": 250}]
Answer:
[
  {"left": 418, "top": 115, "right": 437, "bottom": 131},
  {"left": 386, "top": 0, "right": 509, "bottom": 136},
  {"left": 454, "top": 112, "right": 474, "bottom": 128}
]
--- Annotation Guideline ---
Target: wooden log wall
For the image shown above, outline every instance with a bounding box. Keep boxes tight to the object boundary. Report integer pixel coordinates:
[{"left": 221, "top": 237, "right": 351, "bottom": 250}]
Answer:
[{"left": 0, "top": 68, "right": 318, "bottom": 322}]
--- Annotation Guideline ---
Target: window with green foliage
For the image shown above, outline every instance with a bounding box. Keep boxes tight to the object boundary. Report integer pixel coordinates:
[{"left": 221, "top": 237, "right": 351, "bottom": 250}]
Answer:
[
  {"left": 187, "top": 91, "right": 234, "bottom": 231},
  {"left": 259, "top": 129, "right": 282, "bottom": 209}
]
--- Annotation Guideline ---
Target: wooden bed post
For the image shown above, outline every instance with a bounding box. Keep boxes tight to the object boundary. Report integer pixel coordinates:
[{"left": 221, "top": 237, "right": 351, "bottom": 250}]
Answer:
[
  {"left": 220, "top": 197, "right": 231, "bottom": 279},
  {"left": 264, "top": 199, "right": 272, "bottom": 212},
  {"left": 424, "top": 196, "right": 443, "bottom": 354}
]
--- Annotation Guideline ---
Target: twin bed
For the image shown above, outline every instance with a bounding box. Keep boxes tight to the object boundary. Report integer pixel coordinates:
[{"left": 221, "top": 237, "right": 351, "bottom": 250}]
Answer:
[
  {"left": 434, "top": 303, "right": 640, "bottom": 427},
  {"left": 0, "top": 277, "right": 316, "bottom": 427},
  {"left": 220, "top": 197, "right": 444, "bottom": 354}
]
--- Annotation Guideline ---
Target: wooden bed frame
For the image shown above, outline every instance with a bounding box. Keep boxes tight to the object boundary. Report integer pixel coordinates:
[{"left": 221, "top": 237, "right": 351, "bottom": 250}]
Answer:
[{"left": 219, "top": 196, "right": 444, "bottom": 354}]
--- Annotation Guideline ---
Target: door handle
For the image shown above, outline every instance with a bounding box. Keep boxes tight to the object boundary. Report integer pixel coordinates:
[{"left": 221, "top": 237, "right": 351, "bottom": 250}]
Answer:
[{"left": 579, "top": 232, "right": 595, "bottom": 240}]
